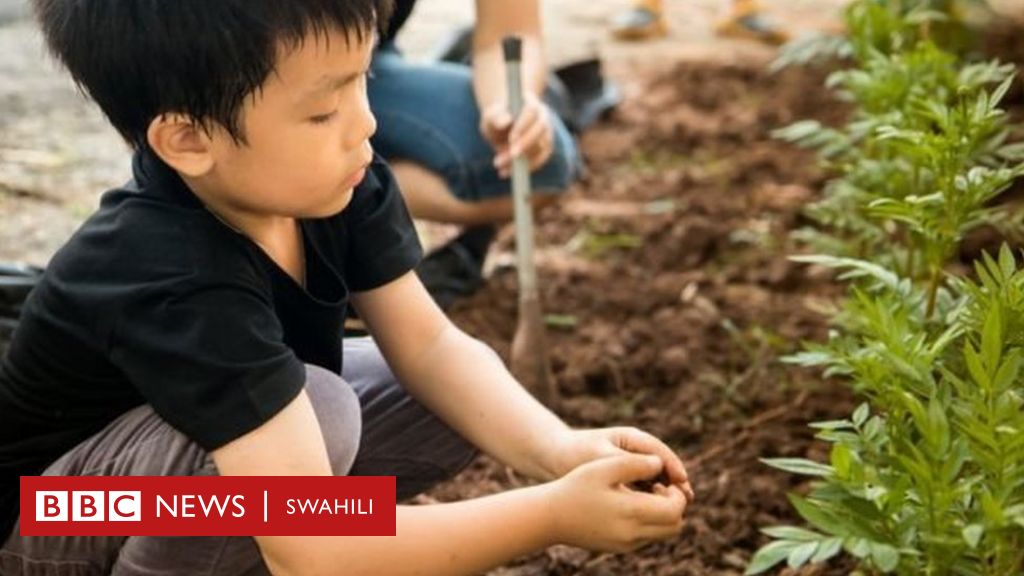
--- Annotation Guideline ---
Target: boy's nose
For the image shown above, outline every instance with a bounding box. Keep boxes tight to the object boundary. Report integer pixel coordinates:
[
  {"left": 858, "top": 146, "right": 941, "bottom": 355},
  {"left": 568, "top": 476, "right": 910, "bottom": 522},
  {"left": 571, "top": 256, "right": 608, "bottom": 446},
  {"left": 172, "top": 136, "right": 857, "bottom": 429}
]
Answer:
[
  {"left": 345, "top": 98, "right": 376, "bottom": 149},
  {"left": 364, "top": 111, "right": 378, "bottom": 141}
]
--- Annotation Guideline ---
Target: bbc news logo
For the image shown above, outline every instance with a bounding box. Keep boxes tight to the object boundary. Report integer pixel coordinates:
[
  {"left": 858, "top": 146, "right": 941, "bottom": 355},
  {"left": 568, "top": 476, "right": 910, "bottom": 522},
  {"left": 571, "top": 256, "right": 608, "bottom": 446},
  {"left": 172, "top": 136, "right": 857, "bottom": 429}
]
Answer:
[
  {"left": 21, "top": 476, "right": 395, "bottom": 536},
  {"left": 36, "top": 491, "right": 141, "bottom": 522}
]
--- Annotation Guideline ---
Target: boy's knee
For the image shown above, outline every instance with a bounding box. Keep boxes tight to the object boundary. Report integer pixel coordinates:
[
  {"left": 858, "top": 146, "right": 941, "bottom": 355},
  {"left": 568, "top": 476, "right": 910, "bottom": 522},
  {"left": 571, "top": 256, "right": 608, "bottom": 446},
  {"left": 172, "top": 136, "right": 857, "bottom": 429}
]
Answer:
[{"left": 303, "top": 364, "right": 362, "bottom": 476}]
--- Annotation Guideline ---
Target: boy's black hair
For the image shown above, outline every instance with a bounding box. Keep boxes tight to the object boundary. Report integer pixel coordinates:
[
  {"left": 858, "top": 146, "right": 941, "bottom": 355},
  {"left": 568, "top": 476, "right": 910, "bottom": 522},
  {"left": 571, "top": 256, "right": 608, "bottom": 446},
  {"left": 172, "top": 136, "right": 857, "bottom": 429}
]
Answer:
[{"left": 33, "top": 0, "right": 393, "bottom": 147}]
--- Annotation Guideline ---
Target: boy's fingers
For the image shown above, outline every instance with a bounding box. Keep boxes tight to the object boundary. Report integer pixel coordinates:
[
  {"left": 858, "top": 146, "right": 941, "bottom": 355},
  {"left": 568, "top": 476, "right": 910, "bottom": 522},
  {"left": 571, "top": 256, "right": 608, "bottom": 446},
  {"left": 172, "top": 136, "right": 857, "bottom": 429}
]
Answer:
[
  {"left": 634, "top": 517, "right": 685, "bottom": 542},
  {"left": 597, "top": 454, "right": 663, "bottom": 486},
  {"left": 615, "top": 428, "right": 690, "bottom": 487},
  {"left": 626, "top": 485, "right": 687, "bottom": 526},
  {"left": 679, "top": 481, "right": 695, "bottom": 503}
]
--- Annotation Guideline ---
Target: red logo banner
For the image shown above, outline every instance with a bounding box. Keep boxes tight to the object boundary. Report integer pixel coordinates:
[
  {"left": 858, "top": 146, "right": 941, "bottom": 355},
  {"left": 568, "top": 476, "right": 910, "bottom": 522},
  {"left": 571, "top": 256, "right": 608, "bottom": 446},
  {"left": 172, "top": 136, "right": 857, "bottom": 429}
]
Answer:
[{"left": 20, "top": 476, "right": 396, "bottom": 536}]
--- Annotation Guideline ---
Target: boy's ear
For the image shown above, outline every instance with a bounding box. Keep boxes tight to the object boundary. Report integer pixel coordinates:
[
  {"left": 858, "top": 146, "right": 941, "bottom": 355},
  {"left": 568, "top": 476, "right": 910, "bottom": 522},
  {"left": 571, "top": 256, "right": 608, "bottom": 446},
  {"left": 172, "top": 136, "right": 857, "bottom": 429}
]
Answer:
[{"left": 146, "top": 114, "right": 216, "bottom": 177}]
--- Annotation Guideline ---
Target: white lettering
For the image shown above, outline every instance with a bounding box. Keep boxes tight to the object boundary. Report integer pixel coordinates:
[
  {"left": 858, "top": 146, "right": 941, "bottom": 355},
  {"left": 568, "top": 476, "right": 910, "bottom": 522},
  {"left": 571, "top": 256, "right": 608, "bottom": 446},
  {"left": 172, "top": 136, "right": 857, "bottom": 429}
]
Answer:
[
  {"left": 199, "top": 495, "right": 229, "bottom": 518},
  {"left": 180, "top": 495, "right": 196, "bottom": 517},
  {"left": 108, "top": 492, "right": 141, "bottom": 521},
  {"left": 231, "top": 495, "right": 246, "bottom": 518},
  {"left": 155, "top": 495, "right": 175, "bottom": 518},
  {"left": 156, "top": 494, "right": 244, "bottom": 518},
  {"left": 283, "top": 498, "right": 376, "bottom": 516}
]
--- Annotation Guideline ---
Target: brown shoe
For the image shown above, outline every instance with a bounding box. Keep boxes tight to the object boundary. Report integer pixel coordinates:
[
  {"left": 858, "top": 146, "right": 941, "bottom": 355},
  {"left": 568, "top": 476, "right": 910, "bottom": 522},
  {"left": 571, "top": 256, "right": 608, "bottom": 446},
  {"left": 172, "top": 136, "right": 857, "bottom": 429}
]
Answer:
[{"left": 611, "top": 5, "right": 669, "bottom": 41}]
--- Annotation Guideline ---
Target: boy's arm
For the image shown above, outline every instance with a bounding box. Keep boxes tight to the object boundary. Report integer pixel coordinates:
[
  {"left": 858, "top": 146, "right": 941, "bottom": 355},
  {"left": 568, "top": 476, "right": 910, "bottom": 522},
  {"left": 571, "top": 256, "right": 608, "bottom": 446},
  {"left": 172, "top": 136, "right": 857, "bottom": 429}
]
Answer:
[
  {"left": 351, "top": 271, "right": 572, "bottom": 481},
  {"left": 211, "top": 388, "right": 687, "bottom": 576},
  {"left": 210, "top": 390, "right": 556, "bottom": 576},
  {"left": 354, "top": 272, "right": 694, "bottom": 498}
]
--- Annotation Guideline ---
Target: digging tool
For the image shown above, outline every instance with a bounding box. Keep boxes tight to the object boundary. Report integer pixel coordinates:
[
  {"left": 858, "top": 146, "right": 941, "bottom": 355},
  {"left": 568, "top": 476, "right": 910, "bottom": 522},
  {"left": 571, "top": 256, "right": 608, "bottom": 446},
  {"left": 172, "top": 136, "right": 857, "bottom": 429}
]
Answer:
[{"left": 503, "top": 36, "right": 557, "bottom": 408}]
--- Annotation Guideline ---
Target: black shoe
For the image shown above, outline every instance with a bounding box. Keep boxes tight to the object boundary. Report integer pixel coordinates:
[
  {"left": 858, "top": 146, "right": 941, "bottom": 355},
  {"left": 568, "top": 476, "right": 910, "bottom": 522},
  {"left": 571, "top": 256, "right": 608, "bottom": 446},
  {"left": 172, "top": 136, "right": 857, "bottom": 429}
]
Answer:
[{"left": 416, "top": 225, "right": 496, "bottom": 311}]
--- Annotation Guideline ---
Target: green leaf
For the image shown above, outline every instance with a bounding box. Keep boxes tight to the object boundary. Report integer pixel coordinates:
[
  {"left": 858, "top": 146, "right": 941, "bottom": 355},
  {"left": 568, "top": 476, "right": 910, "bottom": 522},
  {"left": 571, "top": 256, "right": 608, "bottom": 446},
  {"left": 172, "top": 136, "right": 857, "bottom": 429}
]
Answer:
[
  {"left": 864, "top": 417, "right": 884, "bottom": 442},
  {"left": 773, "top": 120, "right": 824, "bottom": 142},
  {"left": 788, "top": 255, "right": 902, "bottom": 291},
  {"left": 761, "top": 526, "right": 823, "bottom": 541},
  {"left": 929, "top": 324, "right": 964, "bottom": 358},
  {"left": 869, "top": 542, "right": 900, "bottom": 572},
  {"left": 853, "top": 403, "right": 870, "bottom": 427},
  {"left": 782, "top": 350, "right": 835, "bottom": 366},
  {"left": 790, "top": 495, "right": 850, "bottom": 536},
  {"left": 964, "top": 344, "right": 990, "bottom": 389},
  {"left": 745, "top": 540, "right": 800, "bottom": 575},
  {"left": 981, "top": 491, "right": 1005, "bottom": 524},
  {"left": 902, "top": 394, "right": 931, "bottom": 446},
  {"left": 927, "top": 396, "right": 950, "bottom": 454},
  {"left": 991, "top": 76, "right": 1013, "bottom": 107},
  {"left": 982, "top": 307, "right": 1003, "bottom": 377},
  {"left": 761, "top": 458, "right": 834, "bottom": 477},
  {"left": 999, "top": 142, "right": 1024, "bottom": 161},
  {"left": 992, "top": 351, "right": 1021, "bottom": 393},
  {"left": 962, "top": 524, "right": 983, "bottom": 549},
  {"left": 848, "top": 537, "right": 871, "bottom": 558},
  {"left": 811, "top": 537, "right": 843, "bottom": 563},
  {"left": 998, "top": 244, "right": 1017, "bottom": 280},
  {"left": 788, "top": 541, "right": 819, "bottom": 569},
  {"left": 810, "top": 420, "right": 855, "bottom": 431},
  {"left": 864, "top": 485, "right": 887, "bottom": 503},
  {"left": 831, "top": 444, "right": 853, "bottom": 478}
]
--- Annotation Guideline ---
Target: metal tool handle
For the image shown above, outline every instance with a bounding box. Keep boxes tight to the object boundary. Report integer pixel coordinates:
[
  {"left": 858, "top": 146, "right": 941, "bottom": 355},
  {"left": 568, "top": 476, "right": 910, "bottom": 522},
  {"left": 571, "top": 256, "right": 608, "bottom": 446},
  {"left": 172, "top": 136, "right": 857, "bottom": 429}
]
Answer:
[{"left": 502, "top": 36, "right": 537, "bottom": 298}]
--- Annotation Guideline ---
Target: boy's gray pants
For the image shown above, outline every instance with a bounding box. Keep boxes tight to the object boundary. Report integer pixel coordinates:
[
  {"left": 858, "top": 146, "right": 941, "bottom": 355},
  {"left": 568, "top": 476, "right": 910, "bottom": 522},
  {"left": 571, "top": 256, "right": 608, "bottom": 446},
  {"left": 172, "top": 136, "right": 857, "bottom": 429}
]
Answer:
[{"left": 0, "top": 338, "right": 478, "bottom": 575}]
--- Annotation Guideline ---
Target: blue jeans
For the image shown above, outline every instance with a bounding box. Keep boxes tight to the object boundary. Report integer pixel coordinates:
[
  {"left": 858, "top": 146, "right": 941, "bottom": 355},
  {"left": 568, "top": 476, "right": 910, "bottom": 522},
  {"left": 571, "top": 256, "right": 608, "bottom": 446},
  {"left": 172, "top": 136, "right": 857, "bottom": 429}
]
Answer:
[
  {"left": 0, "top": 338, "right": 478, "bottom": 575},
  {"left": 369, "top": 44, "right": 581, "bottom": 201}
]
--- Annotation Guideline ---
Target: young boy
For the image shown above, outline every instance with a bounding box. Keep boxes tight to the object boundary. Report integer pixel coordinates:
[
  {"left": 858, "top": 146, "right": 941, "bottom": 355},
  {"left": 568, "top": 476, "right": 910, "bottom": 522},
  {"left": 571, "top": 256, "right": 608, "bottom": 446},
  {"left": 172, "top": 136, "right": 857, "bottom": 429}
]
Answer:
[{"left": 0, "top": 1, "right": 693, "bottom": 574}]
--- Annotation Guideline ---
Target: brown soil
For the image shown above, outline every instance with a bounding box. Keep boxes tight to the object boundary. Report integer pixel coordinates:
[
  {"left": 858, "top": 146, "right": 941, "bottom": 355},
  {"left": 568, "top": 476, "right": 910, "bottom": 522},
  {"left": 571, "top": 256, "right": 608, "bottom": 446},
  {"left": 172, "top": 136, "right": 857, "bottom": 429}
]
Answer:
[{"left": 425, "top": 59, "right": 860, "bottom": 575}]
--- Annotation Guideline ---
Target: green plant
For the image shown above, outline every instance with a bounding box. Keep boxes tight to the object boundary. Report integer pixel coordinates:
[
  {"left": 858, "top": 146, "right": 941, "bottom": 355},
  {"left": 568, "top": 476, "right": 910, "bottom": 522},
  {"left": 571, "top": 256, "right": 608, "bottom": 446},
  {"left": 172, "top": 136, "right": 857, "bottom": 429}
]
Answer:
[
  {"left": 775, "top": 4, "right": 1024, "bottom": 317},
  {"left": 747, "top": 248, "right": 1024, "bottom": 575},
  {"left": 773, "top": 0, "right": 991, "bottom": 70},
  {"left": 748, "top": 0, "right": 1024, "bottom": 573}
]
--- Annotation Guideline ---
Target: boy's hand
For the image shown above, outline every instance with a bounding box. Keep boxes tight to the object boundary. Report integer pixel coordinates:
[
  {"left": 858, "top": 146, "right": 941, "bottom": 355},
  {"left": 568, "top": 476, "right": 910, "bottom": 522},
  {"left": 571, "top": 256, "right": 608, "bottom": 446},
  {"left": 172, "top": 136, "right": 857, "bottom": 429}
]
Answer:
[
  {"left": 549, "top": 427, "right": 694, "bottom": 503},
  {"left": 544, "top": 454, "right": 688, "bottom": 553},
  {"left": 480, "top": 93, "right": 554, "bottom": 178}
]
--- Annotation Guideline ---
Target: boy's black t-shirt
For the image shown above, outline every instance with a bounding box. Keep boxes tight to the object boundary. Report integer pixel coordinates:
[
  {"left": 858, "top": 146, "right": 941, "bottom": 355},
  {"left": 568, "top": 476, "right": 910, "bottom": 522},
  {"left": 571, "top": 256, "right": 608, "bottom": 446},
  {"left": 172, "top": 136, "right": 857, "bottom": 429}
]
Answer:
[{"left": 0, "top": 149, "right": 422, "bottom": 538}]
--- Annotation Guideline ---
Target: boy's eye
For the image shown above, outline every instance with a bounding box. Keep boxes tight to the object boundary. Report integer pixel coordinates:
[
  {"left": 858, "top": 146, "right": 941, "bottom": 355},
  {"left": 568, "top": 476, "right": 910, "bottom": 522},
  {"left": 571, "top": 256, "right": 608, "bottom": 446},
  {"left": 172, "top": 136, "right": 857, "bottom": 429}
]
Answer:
[
  {"left": 310, "top": 111, "right": 338, "bottom": 124},
  {"left": 307, "top": 70, "right": 372, "bottom": 125}
]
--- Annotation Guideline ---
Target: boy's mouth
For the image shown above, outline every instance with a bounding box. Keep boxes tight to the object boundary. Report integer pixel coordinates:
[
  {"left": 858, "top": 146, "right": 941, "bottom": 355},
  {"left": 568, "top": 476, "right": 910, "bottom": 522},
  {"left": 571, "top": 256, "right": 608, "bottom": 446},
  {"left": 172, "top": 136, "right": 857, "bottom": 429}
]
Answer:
[{"left": 342, "top": 164, "right": 369, "bottom": 189}]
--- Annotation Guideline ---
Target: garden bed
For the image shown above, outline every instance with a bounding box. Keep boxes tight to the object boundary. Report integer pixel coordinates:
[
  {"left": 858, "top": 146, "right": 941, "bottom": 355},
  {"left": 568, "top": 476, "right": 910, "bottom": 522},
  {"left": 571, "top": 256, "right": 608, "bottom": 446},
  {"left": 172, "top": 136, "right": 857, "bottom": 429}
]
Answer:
[{"left": 434, "top": 59, "right": 860, "bottom": 575}]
